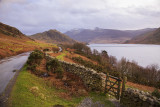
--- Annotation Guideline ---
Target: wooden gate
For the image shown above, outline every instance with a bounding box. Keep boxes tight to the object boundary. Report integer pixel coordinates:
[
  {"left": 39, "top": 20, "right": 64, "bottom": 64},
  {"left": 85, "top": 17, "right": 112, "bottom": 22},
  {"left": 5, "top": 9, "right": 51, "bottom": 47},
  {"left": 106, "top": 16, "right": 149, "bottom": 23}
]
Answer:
[{"left": 104, "top": 73, "right": 127, "bottom": 100}]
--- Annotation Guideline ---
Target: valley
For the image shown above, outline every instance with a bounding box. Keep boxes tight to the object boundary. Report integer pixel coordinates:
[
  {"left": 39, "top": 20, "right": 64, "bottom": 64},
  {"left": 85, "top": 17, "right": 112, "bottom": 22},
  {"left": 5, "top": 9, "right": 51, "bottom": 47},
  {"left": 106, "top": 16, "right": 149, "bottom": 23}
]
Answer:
[{"left": 0, "top": 22, "right": 160, "bottom": 107}]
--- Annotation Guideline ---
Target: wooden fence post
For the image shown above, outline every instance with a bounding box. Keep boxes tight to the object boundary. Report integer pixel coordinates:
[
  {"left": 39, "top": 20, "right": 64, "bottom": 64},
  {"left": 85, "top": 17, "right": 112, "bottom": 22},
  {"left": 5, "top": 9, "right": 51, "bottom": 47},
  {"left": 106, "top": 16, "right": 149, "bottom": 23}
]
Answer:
[
  {"left": 117, "top": 75, "right": 121, "bottom": 100},
  {"left": 104, "top": 73, "right": 109, "bottom": 94},
  {"left": 121, "top": 76, "right": 127, "bottom": 98}
]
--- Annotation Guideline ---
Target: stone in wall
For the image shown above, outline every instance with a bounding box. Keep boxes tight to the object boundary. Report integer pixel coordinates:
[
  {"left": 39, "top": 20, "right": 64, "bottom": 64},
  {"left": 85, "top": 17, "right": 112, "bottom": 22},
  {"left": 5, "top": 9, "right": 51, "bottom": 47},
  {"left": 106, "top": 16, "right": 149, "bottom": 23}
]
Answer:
[
  {"left": 45, "top": 55, "right": 106, "bottom": 91},
  {"left": 120, "top": 88, "right": 160, "bottom": 107}
]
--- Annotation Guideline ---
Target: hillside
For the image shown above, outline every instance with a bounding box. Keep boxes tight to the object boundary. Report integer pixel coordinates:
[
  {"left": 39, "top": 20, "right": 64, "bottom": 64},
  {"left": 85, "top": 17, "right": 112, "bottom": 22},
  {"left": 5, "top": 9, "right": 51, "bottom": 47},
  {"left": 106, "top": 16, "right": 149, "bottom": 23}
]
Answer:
[
  {"left": 65, "top": 28, "right": 156, "bottom": 44},
  {"left": 0, "top": 22, "right": 55, "bottom": 59},
  {"left": 124, "top": 28, "right": 160, "bottom": 44},
  {"left": 0, "top": 22, "right": 31, "bottom": 40},
  {"left": 30, "top": 30, "right": 76, "bottom": 44}
]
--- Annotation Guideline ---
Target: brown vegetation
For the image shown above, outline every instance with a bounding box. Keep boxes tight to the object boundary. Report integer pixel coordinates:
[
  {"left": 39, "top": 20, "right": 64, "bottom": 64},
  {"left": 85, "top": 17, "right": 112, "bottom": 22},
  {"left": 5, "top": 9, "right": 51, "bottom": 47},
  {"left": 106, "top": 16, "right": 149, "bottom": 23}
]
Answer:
[
  {"left": 61, "top": 43, "right": 160, "bottom": 91},
  {"left": 0, "top": 23, "right": 55, "bottom": 59},
  {"left": 30, "top": 29, "right": 76, "bottom": 44},
  {"left": 27, "top": 50, "right": 88, "bottom": 99},
  {"left": 125, "top": 27, "right": 160, "bottom": 44}
]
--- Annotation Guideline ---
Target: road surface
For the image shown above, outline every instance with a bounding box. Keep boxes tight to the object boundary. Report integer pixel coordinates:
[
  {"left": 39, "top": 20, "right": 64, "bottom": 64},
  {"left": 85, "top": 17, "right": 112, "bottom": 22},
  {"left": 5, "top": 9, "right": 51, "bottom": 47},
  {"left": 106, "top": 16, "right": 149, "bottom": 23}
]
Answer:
[{"left": 0, "top": 52, "right": 30, "bottom": 94}]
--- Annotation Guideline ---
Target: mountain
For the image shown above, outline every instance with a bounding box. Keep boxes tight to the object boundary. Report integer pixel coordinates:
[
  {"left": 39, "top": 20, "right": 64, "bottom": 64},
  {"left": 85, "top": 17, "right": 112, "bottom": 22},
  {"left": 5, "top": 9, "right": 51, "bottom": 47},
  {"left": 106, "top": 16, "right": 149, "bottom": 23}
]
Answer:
[
  {"left": 30, "top": 29, "right": 76, "bottom": 44},
  {"left": 0, "top": 22, "right": 31, "bottom": 40},
  {"left": 124, "top": 28, "right": 160, "bottom": 44},
  {"left": 0, "top": 22, "right": 53, "bottom": 59},
  {"left": 65, "top": 28, "right": 156, "bottom": 44}
]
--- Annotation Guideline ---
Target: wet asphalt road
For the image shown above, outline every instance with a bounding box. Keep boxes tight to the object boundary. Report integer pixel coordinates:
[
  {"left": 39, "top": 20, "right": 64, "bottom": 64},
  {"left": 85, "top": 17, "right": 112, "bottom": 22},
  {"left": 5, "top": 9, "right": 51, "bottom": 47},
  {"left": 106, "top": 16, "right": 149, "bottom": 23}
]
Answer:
[{"left": 0, "top": 52, "right": 30, "bottom": 94}]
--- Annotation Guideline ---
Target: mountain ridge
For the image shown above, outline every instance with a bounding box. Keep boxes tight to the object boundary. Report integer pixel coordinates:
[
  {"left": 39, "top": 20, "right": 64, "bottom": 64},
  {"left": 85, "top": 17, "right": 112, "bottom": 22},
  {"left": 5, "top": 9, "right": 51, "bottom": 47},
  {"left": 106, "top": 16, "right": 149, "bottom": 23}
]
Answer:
[
  {"left": 0, "top": 22, "right": 54, "bottom": 59},
  {"left": 30, "top": 29, "right": 76, "bottom": 44},
  {"left": 124, "top": 27, "right": 160, "bottom": 44},
  {"left": 65, "top": 28, "right": 156, "bottom": 44},
  {"left": 0, "top": 22, "right": 32, "bottom": 40}
]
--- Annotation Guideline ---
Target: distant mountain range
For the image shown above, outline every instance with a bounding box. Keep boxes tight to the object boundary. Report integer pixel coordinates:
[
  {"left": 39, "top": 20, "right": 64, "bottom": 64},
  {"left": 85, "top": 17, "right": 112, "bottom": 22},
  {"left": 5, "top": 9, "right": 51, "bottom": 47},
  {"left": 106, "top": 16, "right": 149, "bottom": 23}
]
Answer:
[
  {"left": 30, "top": 29, "right": 76, "bottom": 44},
  {"left": 1, "top": 21, "right": 159, "bottom": 45},
  {"left": 65, "top": 28, "right": 156, "bottom": 44},
  {"left": 125, "top": 27, "right": 160, "bottom": 44}
]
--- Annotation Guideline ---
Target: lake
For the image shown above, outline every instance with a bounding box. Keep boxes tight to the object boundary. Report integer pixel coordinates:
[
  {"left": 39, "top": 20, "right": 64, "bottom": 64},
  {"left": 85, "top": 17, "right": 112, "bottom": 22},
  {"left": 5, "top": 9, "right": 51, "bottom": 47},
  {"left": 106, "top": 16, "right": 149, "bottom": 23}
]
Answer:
[{"left": 88, "top": 44, "right": 160, "bottom": 68}]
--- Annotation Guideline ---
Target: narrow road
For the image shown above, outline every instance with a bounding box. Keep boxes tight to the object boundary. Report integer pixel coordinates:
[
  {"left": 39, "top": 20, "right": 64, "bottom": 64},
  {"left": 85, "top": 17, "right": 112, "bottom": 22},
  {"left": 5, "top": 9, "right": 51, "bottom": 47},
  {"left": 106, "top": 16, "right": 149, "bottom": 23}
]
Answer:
[{"left": 0, "top": 52, "right": 30, "bottom": 94}]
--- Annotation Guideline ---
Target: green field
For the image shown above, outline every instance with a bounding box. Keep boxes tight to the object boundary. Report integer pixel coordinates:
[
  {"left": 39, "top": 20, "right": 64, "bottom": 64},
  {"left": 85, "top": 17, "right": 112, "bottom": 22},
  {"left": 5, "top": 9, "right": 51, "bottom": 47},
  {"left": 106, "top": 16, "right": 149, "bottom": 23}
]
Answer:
[{"left": 9, "top": 65, "right": 114, "bottom": 107}]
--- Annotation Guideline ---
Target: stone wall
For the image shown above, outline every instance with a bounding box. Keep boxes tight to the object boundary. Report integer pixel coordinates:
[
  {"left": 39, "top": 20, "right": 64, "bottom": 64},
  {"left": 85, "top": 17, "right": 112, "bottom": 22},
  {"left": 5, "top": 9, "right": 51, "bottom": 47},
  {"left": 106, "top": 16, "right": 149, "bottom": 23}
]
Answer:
[
  {"left": 120, "top": 88, "right": 160, "bottom": 107},
  {"left": 46, "top": 55, "right": 106, "bottom": 91}
]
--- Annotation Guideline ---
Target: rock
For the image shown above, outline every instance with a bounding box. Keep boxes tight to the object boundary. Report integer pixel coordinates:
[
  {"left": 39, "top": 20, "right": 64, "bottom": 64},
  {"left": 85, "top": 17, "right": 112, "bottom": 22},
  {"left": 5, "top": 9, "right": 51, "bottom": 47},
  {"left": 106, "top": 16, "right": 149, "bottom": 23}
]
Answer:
[
  {"left": 92, "top": 101, "right": 105, "bottom": 107},
  {"left": 78, "top": 98, "right": 105, "bottom": 107},
  {"left": 78, "top": 98, "right": 93, "bottom": 107},
  {"left": 140, "top": 91, "right": 145, "bottom": 95},
  {"left": 41, "top": 72, "right": 49, "bottom": 77},
  {"left": 13, "top": 69, "right": 18, "bottom": 72}
]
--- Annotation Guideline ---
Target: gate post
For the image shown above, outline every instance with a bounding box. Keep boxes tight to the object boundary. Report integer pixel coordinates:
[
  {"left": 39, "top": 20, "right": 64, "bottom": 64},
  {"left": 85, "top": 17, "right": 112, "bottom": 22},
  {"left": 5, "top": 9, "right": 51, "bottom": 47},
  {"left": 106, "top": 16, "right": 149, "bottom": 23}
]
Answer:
[
  {"left": 104, "top": 73, "right": 109, "bottom": 94},
  {"left": 117, "top": 75, "right": 121, "bottom": 100},
  {"left": 121, "top": 76, "right": 127, "bottom": 99}
]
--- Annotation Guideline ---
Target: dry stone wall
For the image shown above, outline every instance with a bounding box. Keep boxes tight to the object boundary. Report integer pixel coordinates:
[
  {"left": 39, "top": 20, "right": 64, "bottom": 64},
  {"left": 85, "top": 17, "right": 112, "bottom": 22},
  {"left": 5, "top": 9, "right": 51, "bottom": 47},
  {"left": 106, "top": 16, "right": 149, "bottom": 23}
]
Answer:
[
  {"left": 46, "top": 55, "right": 106, "bottom": 91},
  {"left": 120, "top": 88, "right": 160, "bottom": 107}
]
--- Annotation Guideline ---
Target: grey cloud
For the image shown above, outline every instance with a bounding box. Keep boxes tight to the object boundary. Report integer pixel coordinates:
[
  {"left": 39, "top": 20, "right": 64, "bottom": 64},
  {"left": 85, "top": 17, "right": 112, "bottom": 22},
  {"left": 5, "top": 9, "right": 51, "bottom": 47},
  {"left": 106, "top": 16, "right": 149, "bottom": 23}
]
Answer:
[{"left": 0, "top": 0, "right": 160, "bottom": 35}]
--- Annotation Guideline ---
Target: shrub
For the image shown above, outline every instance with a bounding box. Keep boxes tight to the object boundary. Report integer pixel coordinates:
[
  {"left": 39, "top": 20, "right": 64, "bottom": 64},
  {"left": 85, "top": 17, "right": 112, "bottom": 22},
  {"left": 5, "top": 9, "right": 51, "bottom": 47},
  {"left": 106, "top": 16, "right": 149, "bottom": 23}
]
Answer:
[
  {"left": 72, "top": 57, "right": 104, "bottom": 72},
  {"left": 55, "top": 67, "right": 64, "bottom": 79},
  {"left": 46, "top": 58, "right": 64, "bottom": 79},
  {"left": 46, "top": 59, "right": 61, "bottom": 73},
  {"left": 27, "top": 64, "right": 37, "bottom": 72},
  {"left": 43, "top": 48, "right": 50, "bottom": 52},
  {"left": 27, "top": 50, "right": 43, "bottom": 65},
  {"left": 152, "top": 89, "right": 160, "bottom": 98}
]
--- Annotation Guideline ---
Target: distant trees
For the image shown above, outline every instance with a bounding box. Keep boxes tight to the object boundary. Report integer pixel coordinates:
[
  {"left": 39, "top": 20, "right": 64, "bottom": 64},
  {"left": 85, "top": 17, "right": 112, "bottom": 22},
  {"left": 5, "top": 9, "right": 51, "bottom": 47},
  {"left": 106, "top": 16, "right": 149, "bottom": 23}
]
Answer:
[
  {"left": 73, "top": 42, "right": 91, "bottom": 55},
  {"left": 109, "top": 55, "right": 117, "bottom": 66},
  {"left": 115, "top": 57, "right": 160, "bottom": 88},
  {"left": 62, "top": 43, "right": 160, "bottom": 88}
]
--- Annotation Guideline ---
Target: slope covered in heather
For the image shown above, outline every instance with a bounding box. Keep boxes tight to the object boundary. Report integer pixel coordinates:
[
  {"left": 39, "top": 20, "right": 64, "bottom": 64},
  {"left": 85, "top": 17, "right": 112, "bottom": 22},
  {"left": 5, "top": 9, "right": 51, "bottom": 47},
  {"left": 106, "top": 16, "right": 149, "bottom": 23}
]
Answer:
[
  {"left": 0, "top": 22, "right": 54, "bottom": 59},
  {"left": 30, "top": 29, "right": 76, "bottom": 44}
]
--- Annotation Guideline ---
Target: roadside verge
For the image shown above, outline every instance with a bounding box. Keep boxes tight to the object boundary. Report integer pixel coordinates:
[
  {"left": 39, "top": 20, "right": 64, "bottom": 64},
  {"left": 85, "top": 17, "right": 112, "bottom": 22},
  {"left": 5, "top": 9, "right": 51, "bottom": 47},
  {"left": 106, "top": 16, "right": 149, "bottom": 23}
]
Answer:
[{"left": 0, "top": 63, "right": 26, "bottom": 107}]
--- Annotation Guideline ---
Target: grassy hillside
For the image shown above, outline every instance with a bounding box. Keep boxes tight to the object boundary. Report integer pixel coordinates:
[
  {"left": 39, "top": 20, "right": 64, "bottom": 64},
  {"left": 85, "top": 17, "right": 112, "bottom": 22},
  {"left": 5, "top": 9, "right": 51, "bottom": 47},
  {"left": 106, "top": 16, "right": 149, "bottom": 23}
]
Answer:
[
  {"left": 8, "top": 65, "right": 114, "bottom": 107},
  {"left": 125, "top": 28, "right": 160, "bottom": 44},
  {"left": 0, "top": 22, "right": 56, "bottom": 59},
  {"left": 30, "top": 30, "right": 76, "bottom": 44},
  {"left": 0, "top": 22, "right": 31, "bottom": 40}
]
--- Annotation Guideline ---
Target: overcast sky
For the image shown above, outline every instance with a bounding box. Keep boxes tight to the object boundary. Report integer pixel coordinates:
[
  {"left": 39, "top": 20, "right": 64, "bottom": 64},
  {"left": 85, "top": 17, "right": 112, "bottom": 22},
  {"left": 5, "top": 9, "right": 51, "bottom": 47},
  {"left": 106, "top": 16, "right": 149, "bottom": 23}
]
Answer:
[{"left": 0, "top": 0, "right": 160, "bottom": 35}]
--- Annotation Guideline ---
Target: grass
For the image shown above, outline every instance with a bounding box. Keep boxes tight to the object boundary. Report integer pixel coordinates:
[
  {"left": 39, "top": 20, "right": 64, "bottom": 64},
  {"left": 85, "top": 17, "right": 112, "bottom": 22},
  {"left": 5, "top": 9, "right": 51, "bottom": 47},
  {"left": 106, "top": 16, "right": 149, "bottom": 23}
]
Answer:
[
  {"left": 56, "top": 51, "right": 68, "bottom": 60},
  {"left": 9, "top": 65, "right": 114, "bottom": 107},
  {"left": 9, "top": 48, "right": 23, "bottom": 52},
  {"left": 89, "top": 92, "right": 115, "bottom": 106},
  {"left": 9, "top": 65, "right": 83, "bottom": 107},
  {"left": 26, "top": 41, "right": 56, "bottom": 48}
]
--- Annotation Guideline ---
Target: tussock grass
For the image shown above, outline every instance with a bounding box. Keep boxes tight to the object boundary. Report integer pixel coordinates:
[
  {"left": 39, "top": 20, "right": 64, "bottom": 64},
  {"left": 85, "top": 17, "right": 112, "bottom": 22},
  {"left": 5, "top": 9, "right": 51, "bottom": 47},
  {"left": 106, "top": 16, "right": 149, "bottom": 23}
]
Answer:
[
  {"left": 9, "top": 65, "right": 84, "bottom": 107},
  {"left": 9, "top": 65, "right": 114, "bottom": 107}
]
